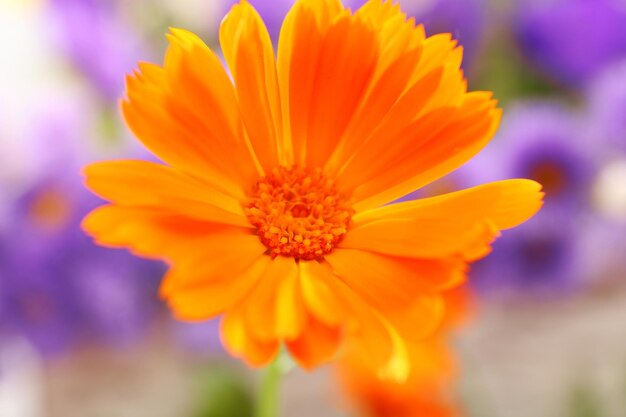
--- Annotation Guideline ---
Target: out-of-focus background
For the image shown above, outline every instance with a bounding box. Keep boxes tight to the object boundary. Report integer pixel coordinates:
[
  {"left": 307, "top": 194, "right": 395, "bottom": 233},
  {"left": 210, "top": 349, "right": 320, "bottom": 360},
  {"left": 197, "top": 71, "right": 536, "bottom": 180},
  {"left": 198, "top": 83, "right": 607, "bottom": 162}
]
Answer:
[{"left": 1, "top": 0, "right": 625, "bottom": 416}]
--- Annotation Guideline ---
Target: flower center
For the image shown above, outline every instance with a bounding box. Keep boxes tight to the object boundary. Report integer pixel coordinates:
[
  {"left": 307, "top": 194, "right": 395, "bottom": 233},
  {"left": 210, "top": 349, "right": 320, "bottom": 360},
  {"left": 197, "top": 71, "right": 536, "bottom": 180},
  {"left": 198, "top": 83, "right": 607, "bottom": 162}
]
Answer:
[{"left": 244, "top": 166, "right": 354, "bottom": 260}]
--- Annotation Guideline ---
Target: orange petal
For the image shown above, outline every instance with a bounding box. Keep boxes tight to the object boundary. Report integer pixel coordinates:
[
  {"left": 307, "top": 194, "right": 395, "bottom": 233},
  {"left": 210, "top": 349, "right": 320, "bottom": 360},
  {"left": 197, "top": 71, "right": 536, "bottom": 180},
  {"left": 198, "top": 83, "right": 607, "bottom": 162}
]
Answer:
[
  {"left": 440, "top": 285, "right": 475, "bottom": 330},
  {"left": 326, "top": 248, "right": 464, "bottom": 299},
  {"left": 343, "top": 92, "right": 499, "bottom": 211},
  {"left": 277, "top": 0, "right": 347, "bottom": 166},
  {"left": 302, "top": 13, "right": 379, "bottom": 168},
  {"left": 82, "top": 205, "right": 256, "bottom": 261},
  {"left": 327, "top": 47, "right": 436, "bottom": 171},
  {"left": 159, "top": 232, "right": 267, "bottom": 294},
  {"left": 299, "top": 260, "right": 347, "bottom": 327},
  {"left": 83, "top": 160, "right": 249, "bottom": 227},
  {"left": 165, "top": 254, "right": 270, "bottom": 320},
  {"left": 220, "top": 307, "right": 280, "bottom": 367},
  {"left": 286, "top": 315, "right": 341, "bottom": 369},
  {"left": 220, "top": 2, "right": 288, "bottom": 169},
  {"left": 317, "top": 262, "right": 410, "bottom": 381},
  {"left": 325, "top": 2, "right": 425, "bottom": 166},
  {"left": 274, "top": 261, "right": 307, "bottom": 340},
  {"left": 327, "top": 3, "right": 428, "bottom": 174},
  {"left": 243, "top": 257, "right": 306, "bottom": 342},
  {"left": 334, "top": 67, "right": 450, "bottom": 182},
  {"left": 122, "top": 29, "right": 259, "bottom": 197},
  {"left": 340, "top": 179, "right": 544, "bottom": 260},
  {"left": 324, "top": 6, "right": 467, "bottom": 192},
  {"left": 326, "top": 249, "right": 448, "bottom": 340},
  {"left": 382, "top": 296, "right": 445, "bottom": 343},
  {"left": 415, "top": 33, "right": 464, "bottom": 83},
  {"left": 354, "top": 2, "right": 425, "bottom": 75}
]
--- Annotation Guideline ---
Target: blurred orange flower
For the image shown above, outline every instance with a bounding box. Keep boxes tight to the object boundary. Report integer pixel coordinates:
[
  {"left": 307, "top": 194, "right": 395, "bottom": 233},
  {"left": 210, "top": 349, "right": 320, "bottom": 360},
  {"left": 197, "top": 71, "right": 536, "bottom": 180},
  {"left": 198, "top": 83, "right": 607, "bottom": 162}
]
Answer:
[
  {"left": 82, "top": 0, "right": 542, "bottom": 374},
  {"left": 337, "top": 287, "right": 473, "bottom": 417}
]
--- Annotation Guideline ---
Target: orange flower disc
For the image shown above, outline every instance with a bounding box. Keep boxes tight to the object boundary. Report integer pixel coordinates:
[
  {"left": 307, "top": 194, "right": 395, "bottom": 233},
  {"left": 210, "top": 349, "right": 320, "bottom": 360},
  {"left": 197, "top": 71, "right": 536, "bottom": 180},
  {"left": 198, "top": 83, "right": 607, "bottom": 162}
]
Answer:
[{"left": 244, "top": 167, "right": 353, "bottom": 260}]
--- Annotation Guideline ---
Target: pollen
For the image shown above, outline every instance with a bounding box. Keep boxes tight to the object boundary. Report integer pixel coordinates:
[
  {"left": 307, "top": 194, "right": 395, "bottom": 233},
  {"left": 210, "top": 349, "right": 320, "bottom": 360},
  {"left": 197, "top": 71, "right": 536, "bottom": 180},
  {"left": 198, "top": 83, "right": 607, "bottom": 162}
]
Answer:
[{"left": 244, "top": 166, "right": 354, "bottom": 260}]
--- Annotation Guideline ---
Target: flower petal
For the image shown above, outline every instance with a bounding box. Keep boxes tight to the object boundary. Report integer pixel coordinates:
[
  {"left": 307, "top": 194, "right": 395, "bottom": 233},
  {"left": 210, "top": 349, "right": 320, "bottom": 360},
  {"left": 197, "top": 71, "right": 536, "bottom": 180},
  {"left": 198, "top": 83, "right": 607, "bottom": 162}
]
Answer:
[
  {"left": 299, "top": 260, "right": 347, "bottom": 327},
  {"left": 343, "top": 92, "right": 499, "bottom": 211},
  {"left": 165, "top": 254, "right": 270, "bottom": 320},
  {"left": 221, "top": 307, "right": 280, "bottom": 367},
  {"left": 307, "top": 261, "right": 410, "bottom": 381},
  {"left": 286, "top": 315, "right": 341, "bottom": 369},
  {"left": 84, "top": 160, "right": 249, "bottom": 227},
  {"left": 302, "top": 13, "right": 379, "bottom": 168},
  {"left": 243, "top": 256, "right": 306, "bottom": 342},
  {"left": 278, "top": 0, "right": 379, "bottom": 167},
  {"left": 220, "top": 2, "right": 288, "bottom": 169},
  {"left": 122, "top": 29, "right": 259, "bottom": 197},
  {"left": 82, "top": 205, "right": 257, "bottom": 261},
  {"left": 326, "top": 2, "right": 429, "bottom": 172},
  {"left": 325, "top": 4, "right": 466, "bottom": 191},
  {"left": 326, "top": 248, "right": 465, "bottom": 298},
  {"left": 326, "top": 249, "right": 448, "bottom": 341},
  {"left": 340, "top": 179, "right": 544, "bottom": 260}
]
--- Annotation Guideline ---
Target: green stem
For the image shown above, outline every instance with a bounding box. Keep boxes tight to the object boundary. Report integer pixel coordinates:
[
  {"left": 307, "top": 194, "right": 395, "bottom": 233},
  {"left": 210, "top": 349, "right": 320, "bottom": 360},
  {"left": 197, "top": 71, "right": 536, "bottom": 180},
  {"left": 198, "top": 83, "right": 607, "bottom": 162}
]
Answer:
[{"left": 256, "top": 357, "right": 283, "bottom": 417}]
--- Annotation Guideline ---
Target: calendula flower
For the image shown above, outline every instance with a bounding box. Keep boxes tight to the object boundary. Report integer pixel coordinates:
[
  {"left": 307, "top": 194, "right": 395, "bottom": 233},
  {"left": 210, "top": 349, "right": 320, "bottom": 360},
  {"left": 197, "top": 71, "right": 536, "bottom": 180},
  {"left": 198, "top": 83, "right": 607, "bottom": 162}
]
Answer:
[{"left": 82, "top": 0, "right": 542, "bottom": 374}]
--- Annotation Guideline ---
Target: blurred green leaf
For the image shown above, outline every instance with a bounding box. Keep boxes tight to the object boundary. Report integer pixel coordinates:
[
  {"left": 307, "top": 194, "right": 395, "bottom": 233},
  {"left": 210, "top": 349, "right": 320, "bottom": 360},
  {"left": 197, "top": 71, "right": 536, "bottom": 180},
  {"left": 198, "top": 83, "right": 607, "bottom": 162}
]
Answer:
[
  {"left": 623, "top": 364, "right": 626, "bottom": 413},
  {"left": 566, "top": 383, "right": 605, "bottom": 417},
  {"left": 97, "top": 104, "right": 122, "bottom": 143},
  {"left": 471, "top": 31, "right": 563, "bottom": 106},
  {"left": 190, "top": 367, "right": 254, "bottom": 417}
]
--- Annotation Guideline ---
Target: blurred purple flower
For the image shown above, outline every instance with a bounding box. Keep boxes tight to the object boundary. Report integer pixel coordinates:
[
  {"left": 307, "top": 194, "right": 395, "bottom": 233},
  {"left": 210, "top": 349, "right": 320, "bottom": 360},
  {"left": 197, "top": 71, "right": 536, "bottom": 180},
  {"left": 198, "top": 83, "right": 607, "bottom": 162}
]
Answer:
[
  {"left": 472, "top": 211, "right": 582, "bottom": 297},
  {"left": 470, "top": 102, "right": 599, "bottom": 296},
  {"left": 0, "top": 174, "right": 164, "bottom": 357},
  {"left": 491, "top": 102, "right": 597, "bottom": 208},
  {"left": 586, "top": 59, "right": 626, "bottom": 154},
  {"left": 405, "top": 0, "right": 486, "bottom": 69},
  {"left": 48, "top": 0, "right": 151, "bottom": 101},
  {"left": 515, "top": 0, "right": 626, "bottom": 89},
  {"left": 0, "top": 101, "right": 164, "bottom": 358}
]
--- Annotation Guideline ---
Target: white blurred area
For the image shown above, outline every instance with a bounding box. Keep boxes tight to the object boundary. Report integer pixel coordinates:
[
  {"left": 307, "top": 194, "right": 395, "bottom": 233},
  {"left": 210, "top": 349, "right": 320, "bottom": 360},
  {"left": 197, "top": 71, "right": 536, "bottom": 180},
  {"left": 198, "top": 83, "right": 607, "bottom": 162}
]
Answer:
[
  {"left": 0, "top": 341, "right": 44, "bottom": 417},
  {"left": 594, "top": 159, "right": 626, "bottom": 222},
  {"left": 0, "top": 0, "right": 63, "bottom": 135},
  {"left": 0, "top": 0, "right": 69, "bottom": 190}
]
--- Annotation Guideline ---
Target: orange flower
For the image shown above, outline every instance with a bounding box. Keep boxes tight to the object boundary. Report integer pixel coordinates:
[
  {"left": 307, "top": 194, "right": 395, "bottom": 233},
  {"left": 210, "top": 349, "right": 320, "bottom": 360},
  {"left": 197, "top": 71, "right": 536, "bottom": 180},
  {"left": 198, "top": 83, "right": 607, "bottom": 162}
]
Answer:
[
  {"left": 336, "top": 287, "right": 472, "bottom": 417},
  {"left": 82, "top": 0, "right": 542, "bottom": 374}
]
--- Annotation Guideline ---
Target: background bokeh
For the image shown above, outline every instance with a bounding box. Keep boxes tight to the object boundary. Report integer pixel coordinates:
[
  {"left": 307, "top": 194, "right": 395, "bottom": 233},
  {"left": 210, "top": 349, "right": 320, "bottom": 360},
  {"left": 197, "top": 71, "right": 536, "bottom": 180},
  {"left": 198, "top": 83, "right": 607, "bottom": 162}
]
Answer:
[{"left": 1, "top": 0, "right": 625, "bottom": 416}]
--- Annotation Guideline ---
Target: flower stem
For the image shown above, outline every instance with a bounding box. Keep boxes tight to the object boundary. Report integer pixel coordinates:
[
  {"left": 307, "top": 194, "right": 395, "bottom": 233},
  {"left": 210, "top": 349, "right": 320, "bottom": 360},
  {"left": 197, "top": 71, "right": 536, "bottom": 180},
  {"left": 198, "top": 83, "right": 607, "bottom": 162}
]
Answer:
[{"left": 256, "top": 357, "right": 284, "bottom": 417}]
